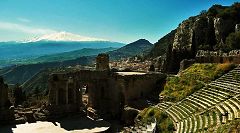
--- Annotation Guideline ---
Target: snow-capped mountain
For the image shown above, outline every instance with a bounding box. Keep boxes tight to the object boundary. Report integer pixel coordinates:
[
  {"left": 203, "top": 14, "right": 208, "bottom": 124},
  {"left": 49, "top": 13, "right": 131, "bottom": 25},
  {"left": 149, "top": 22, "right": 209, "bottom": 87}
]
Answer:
[{"left": 26, "top": 31, "right": 107, "bottom": 42}]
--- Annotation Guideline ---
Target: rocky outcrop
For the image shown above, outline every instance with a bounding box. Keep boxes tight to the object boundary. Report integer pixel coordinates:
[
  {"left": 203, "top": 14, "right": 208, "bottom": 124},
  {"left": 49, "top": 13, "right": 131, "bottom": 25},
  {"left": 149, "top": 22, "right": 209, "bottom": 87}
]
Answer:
[
  {"left": 214, "top": 18, "right": 236, "bottom": 44},
  {"left": 159, "top": 3, "right": 240, "bottom": 73}
]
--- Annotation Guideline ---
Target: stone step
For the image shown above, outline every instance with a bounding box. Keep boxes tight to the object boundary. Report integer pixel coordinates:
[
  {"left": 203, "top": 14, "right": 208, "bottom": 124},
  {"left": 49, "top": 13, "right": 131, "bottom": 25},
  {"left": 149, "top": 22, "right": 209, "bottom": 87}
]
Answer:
[
  {"left": 221, "top": 102, "right": 234, "bottom": 121},
  {"left": 198, "top": 90, "right": 225, "bottom": 102},
  {"left": 204, "top": 114, "right": 209, "bottom": 129},
  {"left": 203, "top": 88, "right": 229, "bottom": 98},
  {"left": 193, "top": 116, "right": 197, "bottom": 133},
  {"left": 192, "top": 94, "right": 216, "bottom": 106},
  {"left": 216, "top": 79, "right": 240, "bottom": 86},
  {"left": 187, "top": 96, "right": 209, "bottom": 108},
  {"left": 166, "top": 109, "right": 180, "bottom": 123},
  {"left": 215, "top": 105, "right": 227, "bottom": 123},
  {"left": 184, "top": 118, "right": 190, "bottom": 133},
  {"left": 177, "top": 123, "right": 181, "bottom": 133},
  {"left": 195, "top": 92, "right": 221, "bottom": 104},
  {"left": 198, "top": 115, "right": 203, "bottom": 130},
  {"left": 209, "top": 83, "right": 239, "bottom": 94},
  {"left": 170, "top": 106, "right": 185, "bottom": 120},
  {"left": 174, "top": 105, "right": 189, "bottom": 119},
  {"left": 185, "top": 100, "right": 199, "bottom": 111},
  {"left": 212, "top": 81, "right": 240, "bottom": 91},
  {"left": 178, "top": 104, "right": 193, "bottom": 115},
  {"left": 189, "top": 117, "right": 194, "bottom": 133},
  {"left": 226, "top": 99, "right": 240, "bottom": 119}
]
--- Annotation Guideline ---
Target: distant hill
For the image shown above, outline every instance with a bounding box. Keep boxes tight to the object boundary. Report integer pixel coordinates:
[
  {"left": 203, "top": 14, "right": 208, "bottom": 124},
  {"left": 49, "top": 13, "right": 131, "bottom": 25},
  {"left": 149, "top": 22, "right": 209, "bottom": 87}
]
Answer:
[
  {"left": 0, "top": 39, "right": 152, "bottom": 88},
  {"left": 108, "top": 39, "right": 153, "bottom": 60},
  {"left": 0, "top": 56, "right": 94, "bottom": 85},
  {"left": 0, "top": 39, "right": 153, "bottom": 84},
  {"left": 21, "top": 69, "right": 50, "bottom": 95},
  {"left": 30, "top": 47, "right": 117, "bottom": 63},
  {"left": 147, "top": 30, "right": 176, "bottom": 58},
  {"left": 0, "top": 41, "right": 124, "bottom": 67}
]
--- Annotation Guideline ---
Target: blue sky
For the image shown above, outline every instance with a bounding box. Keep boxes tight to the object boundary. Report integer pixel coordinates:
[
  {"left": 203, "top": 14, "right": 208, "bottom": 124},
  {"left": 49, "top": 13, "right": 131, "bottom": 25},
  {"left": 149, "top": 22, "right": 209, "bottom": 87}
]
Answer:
[{"left": 0, "top": 0, "right": 238, "bottom": 43}]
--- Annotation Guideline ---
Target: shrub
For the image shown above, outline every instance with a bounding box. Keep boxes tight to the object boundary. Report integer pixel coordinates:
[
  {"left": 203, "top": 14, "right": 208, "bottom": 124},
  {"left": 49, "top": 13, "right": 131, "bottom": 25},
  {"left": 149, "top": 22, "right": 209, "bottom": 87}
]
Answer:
[
  {"left": 137, "top": 107, "right": 174, "bottom": 133},
  {"left": 226, "top": 32, "right": 240, "bottom": 50}
]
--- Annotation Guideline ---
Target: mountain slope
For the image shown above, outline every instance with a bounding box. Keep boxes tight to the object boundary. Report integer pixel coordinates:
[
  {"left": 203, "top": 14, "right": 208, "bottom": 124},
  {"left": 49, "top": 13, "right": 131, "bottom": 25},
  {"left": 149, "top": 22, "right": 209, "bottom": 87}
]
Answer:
[
  {"left": 147, "top": 29, "right": 176, "bottom": 58},
  {"left": 0, "top": 39, "right": 151, "bottom": 85},
  {"left": 30, "top": 47, "right": 117, "bottom": 63},
  {"left": 108, "top": 39, "right": 153, "bottom": 60},
  {"left": 0, "top": 41, "right": 125, "bottom": 67},
  {"left": 0, "top": 56, "right": 94, "bottom": 85}
]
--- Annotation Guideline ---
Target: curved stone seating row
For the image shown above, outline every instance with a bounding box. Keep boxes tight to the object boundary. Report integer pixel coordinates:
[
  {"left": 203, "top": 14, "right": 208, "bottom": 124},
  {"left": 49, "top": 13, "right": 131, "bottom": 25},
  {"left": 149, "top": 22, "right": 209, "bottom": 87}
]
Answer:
[
  {"left": 175, "top": 95, "right": 240, "bottom": 133},
  {"left": 216, "top": 78, "right": 240, "bottom": 86},
  {"left": 211, "top": 81, "right": 240, "bottom": 91},
  {"left": 163, "top": 66, "right": 240, "bottom": 132},
  {"left": 209, "top": 83, "right": 239, "bottom": 94},
  {"left": 176, "top": 111, "right": 219, "bottom": 133},
  {"left": 156, "top": 102, "right": 173, "bottom": 110}
]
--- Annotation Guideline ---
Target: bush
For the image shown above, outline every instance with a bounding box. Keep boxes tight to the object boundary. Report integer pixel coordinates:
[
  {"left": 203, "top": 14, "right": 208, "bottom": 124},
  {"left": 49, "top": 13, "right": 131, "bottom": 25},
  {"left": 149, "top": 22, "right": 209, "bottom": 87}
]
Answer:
[
  {"left": 137, "top": 107, "right": 174, "bottom": 133},
  {"left": 226, "top": 32, "right": 240, "bottom": 50}
]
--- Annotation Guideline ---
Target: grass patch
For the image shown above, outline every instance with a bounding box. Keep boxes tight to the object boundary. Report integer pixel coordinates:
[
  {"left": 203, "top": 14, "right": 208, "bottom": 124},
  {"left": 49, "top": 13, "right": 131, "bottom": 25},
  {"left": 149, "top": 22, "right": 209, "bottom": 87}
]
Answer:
[
  {"left": 137, "top": 107, "right": 174, "bottom": 133},
  {"left": 160, "top": 63, "right": 236, "bottom": 102}
]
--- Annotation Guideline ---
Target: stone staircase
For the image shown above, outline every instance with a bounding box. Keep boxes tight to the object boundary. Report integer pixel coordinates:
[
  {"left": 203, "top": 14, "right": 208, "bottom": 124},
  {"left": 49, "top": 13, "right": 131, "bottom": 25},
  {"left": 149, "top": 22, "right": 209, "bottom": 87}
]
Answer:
[{"left": 156, "top": 65, "right": 240, "bottom": 133}]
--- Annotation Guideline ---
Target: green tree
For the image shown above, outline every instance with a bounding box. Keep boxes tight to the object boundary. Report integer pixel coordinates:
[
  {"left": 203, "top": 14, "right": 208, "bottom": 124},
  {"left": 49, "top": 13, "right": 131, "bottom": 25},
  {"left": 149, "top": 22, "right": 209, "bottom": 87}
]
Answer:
[{"left": 226, "top": 32, "right": 240, "bottom": 49}]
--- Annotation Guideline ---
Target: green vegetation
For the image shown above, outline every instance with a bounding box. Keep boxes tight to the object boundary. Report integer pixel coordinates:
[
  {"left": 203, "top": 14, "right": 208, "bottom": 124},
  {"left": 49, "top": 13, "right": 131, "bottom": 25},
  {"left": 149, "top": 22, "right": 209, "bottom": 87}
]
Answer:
[
  {"left": 137, "top": 106, "right": 174, "bottom": 133},
  {"left": 226, "top": 32, "right": 240, "bottom": 50},
  {"left": 207, "top": 2, "right": 240, "bottom": 20},
  {"left": 160, "top": 63, "right": 236, "bottom": 102}
]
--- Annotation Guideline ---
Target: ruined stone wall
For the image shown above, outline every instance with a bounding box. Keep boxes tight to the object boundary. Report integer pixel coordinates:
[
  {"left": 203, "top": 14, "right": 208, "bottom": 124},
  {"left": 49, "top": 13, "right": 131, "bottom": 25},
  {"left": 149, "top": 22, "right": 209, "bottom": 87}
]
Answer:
[
  {"left": 47, "top": 68, "right": 166, "bottom": 119},
  {"left": 196, "top": 50, "right": 240, "bottom": 64},
  {"left": 115, "top": 73, "right": 166, "bottom": 103},
  {"left": 48, "top": 73, "right": 82, "bottom": 114}
]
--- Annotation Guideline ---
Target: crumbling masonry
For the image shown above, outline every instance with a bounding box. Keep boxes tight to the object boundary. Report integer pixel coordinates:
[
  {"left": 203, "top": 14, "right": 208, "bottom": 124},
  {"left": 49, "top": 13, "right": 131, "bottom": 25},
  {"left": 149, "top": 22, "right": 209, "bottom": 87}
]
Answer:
[{"left": 48, "top": 54, "right": 166, "bottom": 118}]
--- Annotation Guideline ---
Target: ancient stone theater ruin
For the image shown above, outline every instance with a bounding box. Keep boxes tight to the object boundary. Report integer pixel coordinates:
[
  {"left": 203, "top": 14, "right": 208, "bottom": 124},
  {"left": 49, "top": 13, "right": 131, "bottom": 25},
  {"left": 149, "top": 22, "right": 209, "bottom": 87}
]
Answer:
[{"left": 47, "top": 53, "right": 166, "bottom": 118}]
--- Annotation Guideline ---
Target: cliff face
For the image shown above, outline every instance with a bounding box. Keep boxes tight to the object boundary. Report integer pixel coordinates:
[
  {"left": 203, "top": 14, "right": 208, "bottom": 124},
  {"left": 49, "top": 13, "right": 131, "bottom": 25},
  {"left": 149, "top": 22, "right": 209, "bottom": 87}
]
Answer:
[{"left": 162, "top": 3, "right": 240, "bottom": 73}]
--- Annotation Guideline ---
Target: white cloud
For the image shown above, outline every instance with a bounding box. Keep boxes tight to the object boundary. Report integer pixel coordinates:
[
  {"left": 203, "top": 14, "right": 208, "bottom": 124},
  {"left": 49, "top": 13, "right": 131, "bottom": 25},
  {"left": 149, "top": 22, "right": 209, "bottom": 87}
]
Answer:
[
  {"left": 0, "top": 21, "right": 56, "bottom": 35},
  {"left": 17, "top": 18, "right": 31, "bottom": 23}
]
